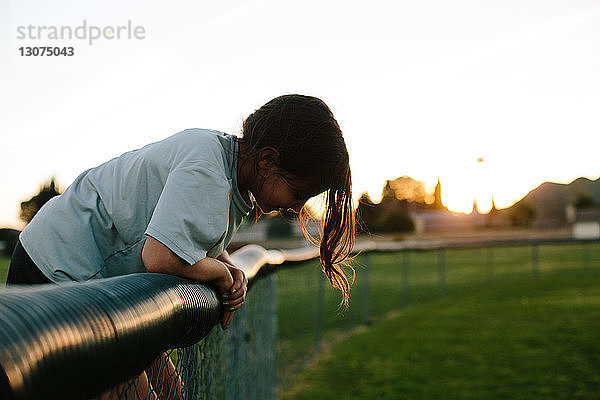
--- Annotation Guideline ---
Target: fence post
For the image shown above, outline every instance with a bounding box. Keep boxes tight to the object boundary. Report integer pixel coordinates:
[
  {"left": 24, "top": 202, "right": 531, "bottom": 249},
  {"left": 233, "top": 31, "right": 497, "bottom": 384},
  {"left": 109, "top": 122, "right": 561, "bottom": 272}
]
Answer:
[
  {"left": 532, "top": 243, "right": 539, "bottom": 278},
  {"left": 401, "top": 251, "right": 409, "bottom": 309},
  {"left": 438, "top": 248, "right": 446, "bottom": 297},
  {"left": 362, "top": 253, "right": 371, "bottom": 325},
  {"left": 314, "top": 268, "right": 324, "bottom": 355},
  {"left": 486, "top": 246, "right": 494, "bottom": 287}
]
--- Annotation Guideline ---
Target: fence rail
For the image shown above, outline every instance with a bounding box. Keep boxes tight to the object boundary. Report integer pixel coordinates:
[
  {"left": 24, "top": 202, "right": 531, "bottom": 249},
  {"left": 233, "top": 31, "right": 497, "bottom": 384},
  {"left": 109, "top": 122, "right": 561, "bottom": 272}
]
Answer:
[{"left": 0, "top": 245, "right": 284, "bottom": 400}]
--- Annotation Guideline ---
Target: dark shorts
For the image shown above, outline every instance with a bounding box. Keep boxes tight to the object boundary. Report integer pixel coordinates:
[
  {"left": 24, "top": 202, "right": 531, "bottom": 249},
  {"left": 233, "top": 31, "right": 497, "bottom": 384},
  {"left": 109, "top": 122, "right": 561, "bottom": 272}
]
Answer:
[{"left": 6, "top": 240, "right": 53, "bottom": 286}]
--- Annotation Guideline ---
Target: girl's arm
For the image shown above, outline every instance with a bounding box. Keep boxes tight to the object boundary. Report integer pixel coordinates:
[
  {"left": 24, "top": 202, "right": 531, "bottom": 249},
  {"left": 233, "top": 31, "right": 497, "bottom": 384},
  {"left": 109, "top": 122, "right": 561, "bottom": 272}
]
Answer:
[{"left": 142, "top": 235, "right": 234, "bottom": 295}]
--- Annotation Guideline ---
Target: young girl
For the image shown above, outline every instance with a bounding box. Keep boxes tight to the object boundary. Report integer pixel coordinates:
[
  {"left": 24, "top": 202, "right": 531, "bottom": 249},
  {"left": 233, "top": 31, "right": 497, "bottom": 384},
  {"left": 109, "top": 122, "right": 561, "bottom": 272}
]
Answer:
[{"left": 7, "top": 94, "right": 355, "bottom": 395}]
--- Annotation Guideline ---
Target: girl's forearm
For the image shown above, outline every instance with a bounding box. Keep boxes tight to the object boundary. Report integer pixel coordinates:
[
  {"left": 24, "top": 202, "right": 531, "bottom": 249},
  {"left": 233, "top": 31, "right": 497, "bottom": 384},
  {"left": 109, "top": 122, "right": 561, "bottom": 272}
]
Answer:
[
  {"left": 187, "top": 257, "right": 231, "bottom": 282},
  {"left": 142, "top": 235, "right": 232, "bottom": 284},
  {"left": 155, "top": 256, "right": 231, "bottom": 283}
]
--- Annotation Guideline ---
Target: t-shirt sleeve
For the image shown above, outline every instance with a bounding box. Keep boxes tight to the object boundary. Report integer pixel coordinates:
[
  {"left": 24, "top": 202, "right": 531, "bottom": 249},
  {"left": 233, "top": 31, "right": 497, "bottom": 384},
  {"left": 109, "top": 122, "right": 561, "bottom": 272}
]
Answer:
[{"left": 145, "top": 164, "right": 230, "bottom": 265}]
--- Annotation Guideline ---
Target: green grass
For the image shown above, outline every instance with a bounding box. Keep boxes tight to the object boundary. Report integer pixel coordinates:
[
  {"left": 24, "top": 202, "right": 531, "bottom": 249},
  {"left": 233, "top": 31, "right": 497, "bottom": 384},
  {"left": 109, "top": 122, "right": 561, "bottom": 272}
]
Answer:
[
  {"left": 277, "top": 242, "right": 600, "bottom": 399},
  {"left": 0, "top": 256, "right": 10, "bottom": 284}
]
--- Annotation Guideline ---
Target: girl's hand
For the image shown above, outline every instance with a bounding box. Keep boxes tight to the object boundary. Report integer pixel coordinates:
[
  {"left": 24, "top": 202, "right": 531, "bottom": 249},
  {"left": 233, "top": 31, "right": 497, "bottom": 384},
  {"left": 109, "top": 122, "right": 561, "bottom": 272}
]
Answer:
[
  {"left": 212, "top": 269, "right": 234, "bottom": 298},
  {"left": 220, "top": 265, "right": 247, "bottom": 330}
]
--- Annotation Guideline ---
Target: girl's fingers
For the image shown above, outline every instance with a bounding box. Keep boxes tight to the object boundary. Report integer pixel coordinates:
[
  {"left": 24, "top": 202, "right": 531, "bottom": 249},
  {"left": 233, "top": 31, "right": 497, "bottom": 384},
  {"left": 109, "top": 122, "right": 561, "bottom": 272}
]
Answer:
[
  {"left": 220, "top": 297, "right": 246, "bottom": 329},
  {"left": 229, "top": 283, "right": 243, "bottom": 297},
  {"left": 220, "top": 280, "right": 246, "bottom": 330},
  {"left": 222, "top": 296, "right": 244, "bottom": 307},
  {"left": 222, "top": 287, "right": 246, "bottom": 301},
  {"left": 221, "top": 310, "right": 233, "bottom": 329},
  {"left": 230, "top": 276, "right": 243, "bottom": 291},
  {"left": 222, "top": 310, "right": 234, "bottom": 330},
  {"left": 222, "top": 301, "right": 244, "bottom": 313},
  {"left": 228, "top": 282, "right": 239, "bottom": 294}
]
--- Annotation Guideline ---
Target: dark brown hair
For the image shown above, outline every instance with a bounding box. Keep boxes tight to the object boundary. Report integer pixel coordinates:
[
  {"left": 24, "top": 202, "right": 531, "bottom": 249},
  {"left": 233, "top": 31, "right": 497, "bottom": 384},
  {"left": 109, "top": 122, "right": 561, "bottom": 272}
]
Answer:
[{"left": 240, "top": 94, "right": 355, "bottom": 307}]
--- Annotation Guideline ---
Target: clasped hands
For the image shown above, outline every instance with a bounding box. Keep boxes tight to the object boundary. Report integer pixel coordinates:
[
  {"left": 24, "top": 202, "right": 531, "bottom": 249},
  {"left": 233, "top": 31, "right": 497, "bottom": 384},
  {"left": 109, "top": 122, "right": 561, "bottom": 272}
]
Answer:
[{"left": 212, "top": 261, "right": 248, "bottom": 330}]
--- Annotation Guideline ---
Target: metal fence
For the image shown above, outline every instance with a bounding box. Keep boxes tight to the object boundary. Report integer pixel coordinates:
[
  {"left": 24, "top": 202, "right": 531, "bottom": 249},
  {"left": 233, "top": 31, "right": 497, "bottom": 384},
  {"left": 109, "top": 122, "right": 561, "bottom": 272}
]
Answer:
[{"left": 0, "top": 237, "right": 598, "bottom": 399}]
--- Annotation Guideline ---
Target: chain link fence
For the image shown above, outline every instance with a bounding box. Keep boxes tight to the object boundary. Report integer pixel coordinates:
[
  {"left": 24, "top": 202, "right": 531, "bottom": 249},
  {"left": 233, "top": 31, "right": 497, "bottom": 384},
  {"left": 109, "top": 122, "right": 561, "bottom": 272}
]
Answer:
[{"left": 1, "top": 238, "right": 598, "bottom": 399}]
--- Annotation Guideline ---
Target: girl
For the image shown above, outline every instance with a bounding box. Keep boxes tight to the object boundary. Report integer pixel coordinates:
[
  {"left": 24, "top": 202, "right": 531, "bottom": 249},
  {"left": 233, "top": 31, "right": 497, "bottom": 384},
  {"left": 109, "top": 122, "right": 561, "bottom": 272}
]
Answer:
[{"left": 7, "top": 94, "right": 355, "bottom": 396}]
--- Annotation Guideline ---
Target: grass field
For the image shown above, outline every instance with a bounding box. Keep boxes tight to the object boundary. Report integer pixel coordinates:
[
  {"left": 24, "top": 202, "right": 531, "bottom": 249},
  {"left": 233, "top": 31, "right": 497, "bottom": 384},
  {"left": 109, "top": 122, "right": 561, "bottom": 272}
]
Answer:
[{"left": 277, "top": 242, "right": 600, "bottom": 399}]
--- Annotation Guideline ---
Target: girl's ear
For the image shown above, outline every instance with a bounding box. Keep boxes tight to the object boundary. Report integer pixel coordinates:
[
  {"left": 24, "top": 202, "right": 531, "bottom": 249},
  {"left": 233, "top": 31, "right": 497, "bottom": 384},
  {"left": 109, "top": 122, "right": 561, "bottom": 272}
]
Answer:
[{"left": 256, "top": 147, "right": 281, "bottom": 172}]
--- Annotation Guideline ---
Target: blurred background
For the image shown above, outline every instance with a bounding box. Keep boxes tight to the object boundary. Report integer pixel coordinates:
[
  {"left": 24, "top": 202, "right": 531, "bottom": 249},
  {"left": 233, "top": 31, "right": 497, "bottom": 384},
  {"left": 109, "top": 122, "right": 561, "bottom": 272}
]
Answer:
[{"left": 1, "top": 1, "right": 599, "bottom": 399}]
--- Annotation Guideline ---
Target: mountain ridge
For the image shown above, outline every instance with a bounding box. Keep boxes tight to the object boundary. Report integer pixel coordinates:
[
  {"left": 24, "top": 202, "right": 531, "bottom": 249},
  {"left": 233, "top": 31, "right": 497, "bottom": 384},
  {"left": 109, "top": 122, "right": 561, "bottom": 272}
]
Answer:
[{"left": 505, "top": 176, "right": 600, "bottom": 225}]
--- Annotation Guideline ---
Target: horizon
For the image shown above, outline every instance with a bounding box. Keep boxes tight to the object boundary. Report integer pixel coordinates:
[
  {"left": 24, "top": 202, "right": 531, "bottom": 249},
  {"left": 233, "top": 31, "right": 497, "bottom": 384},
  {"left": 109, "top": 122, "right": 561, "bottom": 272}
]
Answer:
[{"left": 6, "top": 171, "right": 599, "bottom": 231}]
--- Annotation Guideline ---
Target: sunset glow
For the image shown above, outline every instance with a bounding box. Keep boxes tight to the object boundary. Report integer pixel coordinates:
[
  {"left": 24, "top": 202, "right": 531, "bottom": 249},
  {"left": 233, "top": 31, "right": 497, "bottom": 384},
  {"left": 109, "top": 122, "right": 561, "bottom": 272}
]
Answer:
[{"left": 2, "top": 1, "right": 600, "bottom": 227}]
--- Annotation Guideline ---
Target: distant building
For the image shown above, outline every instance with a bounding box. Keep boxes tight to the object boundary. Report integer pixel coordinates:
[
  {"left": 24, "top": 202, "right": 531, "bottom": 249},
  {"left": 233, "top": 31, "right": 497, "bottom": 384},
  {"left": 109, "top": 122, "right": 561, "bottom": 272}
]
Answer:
[
  {"left": 411, "top": 210, "right": 485, "bottom": 234},
  {"left": 566, "top": 204, "right": 600, "bottom": 239}
]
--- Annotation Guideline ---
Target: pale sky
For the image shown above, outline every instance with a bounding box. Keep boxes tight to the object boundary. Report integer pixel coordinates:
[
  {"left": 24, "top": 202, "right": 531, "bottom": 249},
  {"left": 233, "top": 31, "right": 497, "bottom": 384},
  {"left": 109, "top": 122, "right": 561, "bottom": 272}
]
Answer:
[{"left": 1, "top": 0, "right": 599, "bottom": 229}]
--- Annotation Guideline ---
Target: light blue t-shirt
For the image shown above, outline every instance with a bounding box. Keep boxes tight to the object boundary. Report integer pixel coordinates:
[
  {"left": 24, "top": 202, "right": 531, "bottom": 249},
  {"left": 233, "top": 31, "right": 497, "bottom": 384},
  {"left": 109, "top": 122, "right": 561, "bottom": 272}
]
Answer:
[{"left": 20, "top": 129, "right": 253, "bottom": 282}]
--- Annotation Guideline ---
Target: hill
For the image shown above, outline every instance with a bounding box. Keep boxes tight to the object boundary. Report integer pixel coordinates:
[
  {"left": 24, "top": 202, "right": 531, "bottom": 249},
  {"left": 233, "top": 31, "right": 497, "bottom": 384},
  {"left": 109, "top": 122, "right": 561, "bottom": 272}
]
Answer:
[{"left": 506, "top": 176, "right": 600, "bottom": 227}]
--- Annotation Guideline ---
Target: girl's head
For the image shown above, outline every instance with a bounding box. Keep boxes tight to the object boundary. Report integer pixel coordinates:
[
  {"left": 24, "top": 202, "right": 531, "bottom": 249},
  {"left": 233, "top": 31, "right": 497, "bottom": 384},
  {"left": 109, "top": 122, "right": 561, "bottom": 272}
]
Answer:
[{"left": 238, "top": 94, "right": 355, "bottom": 307}]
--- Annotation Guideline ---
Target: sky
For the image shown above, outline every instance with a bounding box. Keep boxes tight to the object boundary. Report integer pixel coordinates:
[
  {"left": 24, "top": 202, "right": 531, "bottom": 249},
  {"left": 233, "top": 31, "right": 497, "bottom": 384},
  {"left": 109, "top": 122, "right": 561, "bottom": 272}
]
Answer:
[{"left": 1, "top": 0, "right": 599, "bottom": 229}]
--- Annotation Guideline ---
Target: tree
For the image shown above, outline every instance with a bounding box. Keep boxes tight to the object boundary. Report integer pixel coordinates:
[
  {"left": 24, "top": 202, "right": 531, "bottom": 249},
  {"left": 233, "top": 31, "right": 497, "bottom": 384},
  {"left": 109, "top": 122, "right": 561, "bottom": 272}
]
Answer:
[
  {"left": 376, "top": 208, "right": 414, "bottom": 233},
  {"left": 486, "top": 197, "right": 499, "bottom": 227},
  {"left": 381, "top": 180, "right": 396, "bottom": 203},
  {"left": 0, "top": 228, "right": 20, "bottom": 256},
  {"left": 356, "top": 191, "right": 415, "bottom": 234},
  {"left": 385, "top": 176, "right": 428, "bottom": 203},
  {"left": 20, "top": 178, "right": 61, "bottom": 224},
  {"left": 509, "top": 201, "right": 537, "bottom": 227},
  {"left": 574, "top": 192, "right": 595, "bottom": 209},
  {"left": 431, "top": 178, "right": 446, "bottom": 210},
  {"left": 356, "top": 192, "right": 380, "bottom": 233}
]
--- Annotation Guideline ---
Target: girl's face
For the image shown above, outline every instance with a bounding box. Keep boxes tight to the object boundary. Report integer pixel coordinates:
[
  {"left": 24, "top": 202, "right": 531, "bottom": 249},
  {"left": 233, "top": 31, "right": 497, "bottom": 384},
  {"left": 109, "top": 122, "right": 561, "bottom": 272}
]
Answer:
[{"left": 252, "top": 173, "right": 321, "bottom": 214}]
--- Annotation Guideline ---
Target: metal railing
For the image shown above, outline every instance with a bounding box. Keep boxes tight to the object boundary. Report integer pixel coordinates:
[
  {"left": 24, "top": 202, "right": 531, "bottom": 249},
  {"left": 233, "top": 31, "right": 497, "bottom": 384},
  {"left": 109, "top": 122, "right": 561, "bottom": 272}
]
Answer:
[
  {"left": 0, "top": 245, "right": 289, "bottom": 399},
  {"left": 0, "top": 236, "right": 598, "bottom": 399}
]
